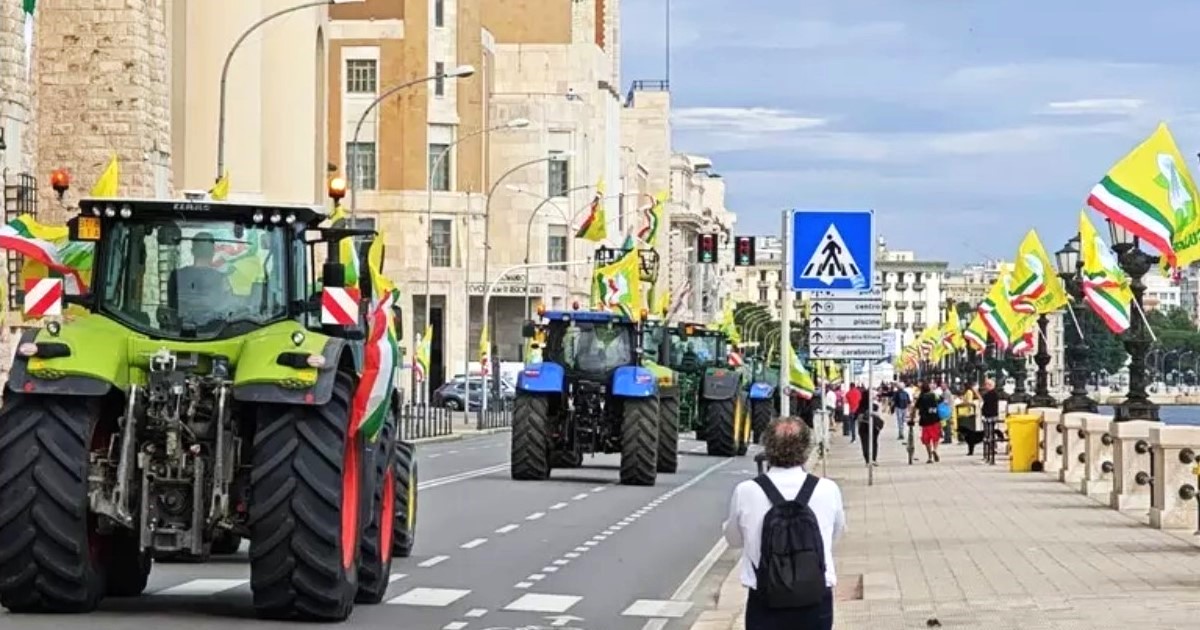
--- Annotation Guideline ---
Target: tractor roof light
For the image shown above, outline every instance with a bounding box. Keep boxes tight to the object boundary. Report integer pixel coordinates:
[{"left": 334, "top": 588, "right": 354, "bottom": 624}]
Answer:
[
  {"left": 50, "top": 168, "right": 70, "bottom": 196},
  {"left": 328, "top": 176, "right": 347, "bottom": 202},
  {"left": 640, "top": 308, "right": 648, "bottom": 320},
  {"left": 536, "top": 303, "right": 546, "bottom": 316},
  {"left": 572, "top": 301, "right": 580, "bottom": 310}
]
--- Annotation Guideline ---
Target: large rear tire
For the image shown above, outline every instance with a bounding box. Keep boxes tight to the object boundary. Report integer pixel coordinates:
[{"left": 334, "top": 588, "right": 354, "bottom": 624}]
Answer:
[
  {"left": 511, "top": 395, "right": 551, "bottom": 480},
  {"left": 705, "top": 398, "right": 736, "bottom": 457},
  {"left": 620, "top": 397, "right": 659, "bottom": 486},
  {"left": 751, "top": 399, "right": 773, "bottom": 444},
  {"left": 249, "top": 371, "right": 362, "bottom": 622},
  {"left": 105, "top": 528, "right": 151, "bottom": 597},
  {"left": 657, "top": 396, "right": 679, "bottom": 474},
  {"left": 391, "top": 441, "right": 417, "bottom": 558},
  {"left": 357, "top": 410, "right": 397, "bottom": 604},
  {"left": 0, "top": 395, "right": 107, "bottom": 613}
]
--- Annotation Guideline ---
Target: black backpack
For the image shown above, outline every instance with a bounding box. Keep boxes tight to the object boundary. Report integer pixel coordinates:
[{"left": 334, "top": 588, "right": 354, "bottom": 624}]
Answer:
[{"left": 753, "top": 474, "right": 827, "bottom": 608}]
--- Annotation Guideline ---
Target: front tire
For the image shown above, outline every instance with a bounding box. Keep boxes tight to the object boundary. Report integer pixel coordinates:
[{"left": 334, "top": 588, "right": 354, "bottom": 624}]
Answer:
[
  {"left": 391, "top": 441, "right": 417, "bottom": 558},
  {"left": 657, "top": 396, "right": 679, "bottom": 473},
  {"left": 705, "top": 398, "right": 736, "bottom": 457},
  {"left": 249, "top": 371, "right": 362, "bottom": 622},
  {"left": 511, "top": 395, "right": 551, "bottom": 480},
  {"left": 0, "top": 395, "right": 106, "bottom": 613},
  {"left": 620, "top": 397, "right": 659, "bottom": 486},
  {"left": 751, "top": 399, "right": 773, "bottom": 444}
]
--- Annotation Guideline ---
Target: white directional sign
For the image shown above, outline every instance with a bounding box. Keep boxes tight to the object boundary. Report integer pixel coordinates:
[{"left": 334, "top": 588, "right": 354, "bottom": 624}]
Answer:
[
  {"left": 811, "top": 344, "right": 887, "bottom": 360},
  {"left": 806, "top": 288, "right": 884, "bottom": 360},
  {"left": 808, "top": 329, "right": 885, "bottom": 345},
  {"left": 809, "top": 313, "right": 884, "bottom": 329},
  {"left": 812, "top": 300, "right": 883, "bottom": 315}
]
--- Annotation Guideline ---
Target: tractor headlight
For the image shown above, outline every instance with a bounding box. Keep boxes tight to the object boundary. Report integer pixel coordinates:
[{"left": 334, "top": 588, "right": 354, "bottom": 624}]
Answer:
[
  {"left": 252, "top": 211, "right": 264, "bottom": 223},
  {"left": 291, "top": 331, "right": 305, "bottom": 346},
  {"left": 46, "top": 321, "right": 61, "bottom": 336},
  {"left": 119, "top": 204, "right": 132, "bottom": 218}
]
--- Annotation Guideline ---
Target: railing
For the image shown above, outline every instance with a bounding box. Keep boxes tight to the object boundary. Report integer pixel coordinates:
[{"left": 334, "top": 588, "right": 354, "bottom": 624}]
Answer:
[
  {"left": 3, "top": 173, "right": 36, "bottom": 312},
  {"left": 477, "top": 398, "right": 513, "bottom": 430},
  {"left": 398, "top": 404, "right": 454, "bottom": 441},
  {"left": 624, "top": 79, "right": 670, "bottom": 106}
]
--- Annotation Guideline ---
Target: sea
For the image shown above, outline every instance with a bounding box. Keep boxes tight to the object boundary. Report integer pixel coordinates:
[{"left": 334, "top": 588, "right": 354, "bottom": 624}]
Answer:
[{"left": 1097, "top": 406, "right": 1200, "bottom": 426}]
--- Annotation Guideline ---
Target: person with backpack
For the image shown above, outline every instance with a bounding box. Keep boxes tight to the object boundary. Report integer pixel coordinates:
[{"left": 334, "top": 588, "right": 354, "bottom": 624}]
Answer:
[
  {"left": 856, "top": 402, "right": 884, "bottom": 465},
  {"left": 891, "top": 381, "right": 911, "bottom": 441},
  {"left": 912, "top": 381, "right": 943, "bottom": 463},
  {"left": 724, "top": 416, "right": 846, "bottom": 629}
]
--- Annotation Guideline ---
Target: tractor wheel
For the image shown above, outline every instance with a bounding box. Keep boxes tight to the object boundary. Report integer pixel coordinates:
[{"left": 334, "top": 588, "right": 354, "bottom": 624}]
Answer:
[
  {"left": 357, "top": 410, "right": 398, "bottom": 604},
  {"left": 657, "top": 396, "right": 680, "bottom": 473},
  {"left": 210, "top": 532, "right": 243, "bottom": 555},
  {"left": 391, "top": 441, "right": 417, "bottom": 558},
  {"left": 751, "top": 400, "right": 773, "bottom": 444},
  {"left": 551, "top": 450, "right": 583, "bottom": 468},
  {"left": 511, "top": 395, "right": 551, "bottom": 480},
  {"left": 249, "top": 370, "right": 362, "bottom": 622},
  {"left": 620, "top": 397, "right": 659, "bottom": 486},
  {"left": 736, "top": 399, "right": 751, "bottom": 457},
  {"left": 705, "top": 398, "right": 737, "bottom": 457},
  {"left": 0, "top": 395, "right": 106, "bottom": 613},
  {"left": 105, "top": 528, "right": 152, "bottom": 597}
]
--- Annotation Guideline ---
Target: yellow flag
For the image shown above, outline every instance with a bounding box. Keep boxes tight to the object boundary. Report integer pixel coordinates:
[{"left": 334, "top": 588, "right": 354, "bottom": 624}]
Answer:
[
  {"left": 978, "top": 265, "right": 1033, "bottom": 350},
  {"left": 1080, "top": 210, "right": 1135, "bottom": 333},
  {"left": 932, "top": 314, "right": 963, "bottom": 362},
  {"left": 575, "top": 180, "right": 607, "bottom": 242},
  {"left": 478, "top": 324, "right": 490, "bottom": 374},
  {"left": 90, "top": 154, "right": 119, "bottom": 197},
  {"left": 590, "top": 248, "right": 642, "bottom": 319},
  {"left": 636, "top": 191, "right": 667, "bottom": 247},
  {"left": 210, "top": 171, "right": 230, "bottom": 201},
  {"left": 962, "top": 313, "right": 988, "bottom": 351},
  {"left": 1009, "top": 229, "right": 1069, "bottom": 314},
  {"left": 1087, "top": 122, "right": 1199, "bottom": 267}
]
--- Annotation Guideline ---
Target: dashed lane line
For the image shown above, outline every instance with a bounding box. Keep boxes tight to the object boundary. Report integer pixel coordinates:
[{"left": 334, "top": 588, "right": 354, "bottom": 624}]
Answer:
[
  {"left": 550, "top": 501, "right": 569, "bottom": 510},
  {"left": 639, "top": 537, "right": 731, "bottom": 630},
  {"left": 418, "top": 555, "right": 450, "bottom": 568},
  {"left": 571, "top": 493, "right": 589, "bottom": 501},
  {"left": 496, "top": 524, "right": 520, "bottom": 534},
  {"left": 460, "top": 538, "right": 488, "bottom": 549},
  {"left": 525, "top": 511, "right": 546, "bottom": 521}
]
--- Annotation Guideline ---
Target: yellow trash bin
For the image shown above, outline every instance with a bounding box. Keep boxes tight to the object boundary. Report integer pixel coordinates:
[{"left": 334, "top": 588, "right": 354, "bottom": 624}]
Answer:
[{"left": 1006, "top": 414, "right": 1041, "bottom": 472}]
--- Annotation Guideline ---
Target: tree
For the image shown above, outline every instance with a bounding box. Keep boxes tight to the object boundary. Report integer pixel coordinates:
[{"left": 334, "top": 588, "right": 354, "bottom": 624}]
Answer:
[{"left": 1076, "top": 308, "right": 1128, "bottom": 374}]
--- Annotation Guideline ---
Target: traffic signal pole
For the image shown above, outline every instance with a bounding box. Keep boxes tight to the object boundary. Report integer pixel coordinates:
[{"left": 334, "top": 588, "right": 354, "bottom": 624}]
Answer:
[{"left": 779, "top": 210, "right": 792, "bottom": 418}]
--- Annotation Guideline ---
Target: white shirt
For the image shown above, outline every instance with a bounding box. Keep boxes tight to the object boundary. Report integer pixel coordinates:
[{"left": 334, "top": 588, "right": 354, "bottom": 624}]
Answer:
[{"left": 723, "top": 465, "right": 846, "bottom": 590}]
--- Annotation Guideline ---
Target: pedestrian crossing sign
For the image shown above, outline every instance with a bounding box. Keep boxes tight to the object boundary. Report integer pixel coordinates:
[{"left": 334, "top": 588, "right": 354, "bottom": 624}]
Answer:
[{"left": 789, "top": 209, "right": 875, "bottom": 292}]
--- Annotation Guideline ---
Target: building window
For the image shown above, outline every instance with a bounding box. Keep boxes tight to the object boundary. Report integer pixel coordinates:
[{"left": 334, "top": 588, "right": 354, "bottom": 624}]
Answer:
[
  {"left": 548, "top": 152, "right": 570, "bottom": 197},
  {"left": 345, "top": 59, "right": 377, "bottom": 94},
  {"left": 428, "top": 124, "right": 453, "bottom": 191},
  {"left": 434, "top": 0, "right": 444, "bottom": 26},
  {"left": 548, "top": 225, "right": 567, "bottom": 270},
  {"left": 346, "top": 142, "right": 376, "bottom": 190},
  {"left": 434, "top": 62, "right": 445, "bottom": 97},
  {"left": 431, "top": 219, "right": 452, "bottom": 267},
  {"left": 759, "top": 287, "right": 768, "bottom": 302}
]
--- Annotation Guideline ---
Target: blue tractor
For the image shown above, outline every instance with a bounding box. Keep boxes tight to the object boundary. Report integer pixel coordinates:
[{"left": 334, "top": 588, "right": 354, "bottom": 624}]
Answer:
[
  {"left": 743, "top": 347, "right": 780, "bottom": 443},
  {"left": 512, "top": 309, "right": 664, "bottom": 486}
]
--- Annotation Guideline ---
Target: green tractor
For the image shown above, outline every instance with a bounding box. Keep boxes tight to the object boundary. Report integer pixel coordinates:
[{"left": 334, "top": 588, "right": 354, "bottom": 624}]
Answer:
[
  {"left": 660, "top": 323, "right": 751, "bottom": 457},
  {"left": 640, "top": 319, "right": 679, "bottom": 473},
  {"left": 0, "top": 196, "right": 417, "bottom": 621}
]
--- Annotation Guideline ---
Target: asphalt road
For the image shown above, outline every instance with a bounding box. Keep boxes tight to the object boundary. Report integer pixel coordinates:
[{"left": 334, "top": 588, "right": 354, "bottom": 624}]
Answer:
[{"left": 0, "top": 432, "right": 756, "bottom": 630}]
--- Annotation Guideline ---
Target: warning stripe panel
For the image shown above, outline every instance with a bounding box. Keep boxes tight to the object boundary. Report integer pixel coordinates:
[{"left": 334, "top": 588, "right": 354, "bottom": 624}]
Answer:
[
  {"left": 23, "top": 278, "right": 63, "bottom": 318},
  {"left": 321, "top": 287, "right": 359, "bottom": 325}
]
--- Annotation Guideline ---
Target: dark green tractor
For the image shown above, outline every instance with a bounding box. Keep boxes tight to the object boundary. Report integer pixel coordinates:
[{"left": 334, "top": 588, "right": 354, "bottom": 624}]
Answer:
[{"left": 656, "top": 324, "right": 750, "bottom": 457}]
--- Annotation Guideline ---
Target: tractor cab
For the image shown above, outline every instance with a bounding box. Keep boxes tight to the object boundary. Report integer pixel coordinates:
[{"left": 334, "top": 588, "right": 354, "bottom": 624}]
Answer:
[{"left": 524, "top": 309, "right": 643, "bottom": 383}]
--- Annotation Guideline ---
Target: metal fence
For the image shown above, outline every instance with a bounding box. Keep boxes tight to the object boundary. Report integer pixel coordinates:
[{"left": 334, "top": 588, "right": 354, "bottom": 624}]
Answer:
[
  {"left": 398, "top": 404, "right": 453, "bottom": 441},
  {"left": 476, "top": 398, "right": 513, "bottom": 431}
]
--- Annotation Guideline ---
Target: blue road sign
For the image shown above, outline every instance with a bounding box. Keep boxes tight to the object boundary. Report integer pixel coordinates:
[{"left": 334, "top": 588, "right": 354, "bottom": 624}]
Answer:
[{"left": 790, "top": 209, "right": 875, "bottom": 292}]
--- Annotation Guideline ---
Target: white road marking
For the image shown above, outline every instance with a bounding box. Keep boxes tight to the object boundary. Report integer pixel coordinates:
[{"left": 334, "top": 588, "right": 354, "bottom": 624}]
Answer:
[
  {"left": 542, "top": 566, "right": 559, "bottom": 573},
  {"left": 428, "top": 453, "right": 442, "bottom": 459},
  {"left": 419, "top": 463, "right": 509, "bottom": 489},
  {"left": 465, "top": 609, "right": 488, "bottom": 617},
  {"left": 552, "top": 559, "right": 569, "bottom": 566},
  {"left": 574, "top": 546, "right": 589, "bottom": 553},
  {"left": 640, "top": 538, "right": 731, "bottom": 630},
  {"left": 564, "top": 552, "right": 580, "bottom": 559},
  {"left": 153, "top": 579, "right": 246, "bottom": 596},
  {"left": 572, "top": 493, "right": 589, "bottom": 500},
  {"left": 447, "top": 450, "right": 459, "bottom": 454},
  {"left": 461, "top": 538, "right": 488, "bottom": 549},
  {"left": 526, "top": 511, "right": 546, "bottom": 520},
  {"left": 504, "top": 593, "right": 583, "bottom": 613},
  {"left": 592, "top": 534, "right": 608, "bottom": 541},
  {"left": 443, "top": 623, "right": 468, "bottom": 630},
  {"left": 418, "top": 555, "right": 450, "bottom": 567},
  {"left": 496, "top": 524, "right": 520, "bottom": 534},
  {"left": 549, "top": 502, "right": 569, "bottom": 510},
  {"left": 529, "top": 574, "right": 546, "bottom": 581},
  {"left": 623, "top": 599, "right": 693, "bottom": 618},
  {"left": 389, "top": 573, "right": 408, "bottom": 583},
  {"left": 388, "top": 587, "right": 471, "bottom": 607},
  {"left": 591, "top": 486, "right": 607, "bottom": 493},
  {"left": 515, "top": 582, "right": 534, "bottom": 589},
  {"left": 583, "top": 541, "right": 598, "bottom": 547}
]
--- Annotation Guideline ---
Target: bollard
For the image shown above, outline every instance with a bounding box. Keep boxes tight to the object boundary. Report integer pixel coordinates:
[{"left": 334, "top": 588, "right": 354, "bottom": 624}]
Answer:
[
  {"left": 1148, "top": 426, "right": 1200, "bottom": 531},
  {"left": 1037, "top": 408, "right": 1064, "bottom": 474},
  {"left": 1081, "top": 415, "right": 1114, "bottom": 498},
  {"left": 1059, "top": 413, "right": 1087, "bottom": 484}
]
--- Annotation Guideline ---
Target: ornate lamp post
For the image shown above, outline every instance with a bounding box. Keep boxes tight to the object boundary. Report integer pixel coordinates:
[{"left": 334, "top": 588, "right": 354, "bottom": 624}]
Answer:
[
  {"left": 1029, "top": 312, "right": 1056, "bottom": 407},
  {"left": 1054, "top": 235, "right": 1099, "bottom": 413},
  {"left": 1108, "top": 221, "right": 1160, "bottom": 421}
]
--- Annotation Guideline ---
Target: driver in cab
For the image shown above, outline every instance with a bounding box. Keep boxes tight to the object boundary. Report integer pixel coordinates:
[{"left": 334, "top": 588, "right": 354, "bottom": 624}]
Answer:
[{"left": 168, "top": 232, "right": 233, "bottom": 324}]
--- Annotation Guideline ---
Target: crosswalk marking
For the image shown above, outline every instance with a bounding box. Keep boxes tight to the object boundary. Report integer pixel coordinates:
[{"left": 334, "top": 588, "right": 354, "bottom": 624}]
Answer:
[
  {"left": 622, "top": 599, "right": 693, "bottom": 618},
  {"left": 504, "top": 593, "right": 582, "bottom": 613},
  {"left": 153, "top": 579, "right": 247, "bottom": 596},
  {"left": 443, "top": 623, "right": 467, "bottom": 630},
  {"left": 388, "top": 587, "right": 471, "bottom": 607},
  {"left": 419, "top": 555, "right": 450, "bottom": 567}
]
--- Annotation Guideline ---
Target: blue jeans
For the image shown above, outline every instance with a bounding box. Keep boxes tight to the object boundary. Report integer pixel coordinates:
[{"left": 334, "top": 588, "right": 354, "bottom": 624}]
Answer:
[{"left": 894, "top": 408, "right": 907, "bottom": 439}]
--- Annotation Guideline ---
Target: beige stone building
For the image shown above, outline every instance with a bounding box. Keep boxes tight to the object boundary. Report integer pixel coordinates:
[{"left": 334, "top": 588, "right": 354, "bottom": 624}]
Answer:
[{"left": 665, "top": 153, "right": 737, "bottom": 324}]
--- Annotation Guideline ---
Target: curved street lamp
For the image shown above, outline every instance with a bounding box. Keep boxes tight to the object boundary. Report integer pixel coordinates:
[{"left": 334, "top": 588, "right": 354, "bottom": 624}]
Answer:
[
  {"left": 511, "top": 183, "right": 591, "bottom": 318},
  {"left": 217, "top": 0, "right": 366, "bottom": 181},
  {"left": 348, "top": 64, "right": 477, "bottom": 214}
]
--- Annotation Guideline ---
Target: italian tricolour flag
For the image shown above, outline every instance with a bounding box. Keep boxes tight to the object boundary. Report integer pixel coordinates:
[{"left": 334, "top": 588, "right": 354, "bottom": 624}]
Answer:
[{"left": 0, "top": 214, "right": 88, "bottom": 295}]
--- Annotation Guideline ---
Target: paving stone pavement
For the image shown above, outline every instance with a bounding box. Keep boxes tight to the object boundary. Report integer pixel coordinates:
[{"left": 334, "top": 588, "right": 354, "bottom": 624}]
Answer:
[{"left": 699, "top": 425, "right": 1200, "bottom": 629}]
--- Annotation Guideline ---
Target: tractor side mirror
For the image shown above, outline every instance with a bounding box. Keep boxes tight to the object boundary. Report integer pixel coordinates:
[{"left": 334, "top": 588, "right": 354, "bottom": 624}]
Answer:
[{"left": 521, "top": 321, "right": 536, "bottom": 338}]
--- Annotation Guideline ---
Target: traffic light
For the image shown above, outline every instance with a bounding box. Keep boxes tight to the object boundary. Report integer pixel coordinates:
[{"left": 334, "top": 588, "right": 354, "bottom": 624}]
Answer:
[
  {"left": 734, "top": 236, "right": 756, "bottom": 266},
  {"left": 697, "top": 233, "right": 718, "bottom": 263}
]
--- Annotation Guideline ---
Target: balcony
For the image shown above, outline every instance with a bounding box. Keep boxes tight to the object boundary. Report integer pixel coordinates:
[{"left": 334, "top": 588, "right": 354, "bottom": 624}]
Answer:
[
  {"left": 913, "top": 283, "right": 926, "bottom": 292},
  {"left": 893, "top": 282, "right": 909, "bottom": 291},
  {"left": 893, "top": 323, "right": 905, "bottom": 330},
  {"left": 913, "top": 302, "right": 926, "bottom": 310},
  {"left": 895, "top": 301, "right": 909, "bottom": 309}
]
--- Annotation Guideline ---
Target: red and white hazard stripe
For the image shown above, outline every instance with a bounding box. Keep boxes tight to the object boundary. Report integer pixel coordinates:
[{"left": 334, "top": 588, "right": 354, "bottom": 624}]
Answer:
[
  {"left": 23, "top": 278, "right": 62, "bottom": 318},
  {"left": 321, "top": 287, "right": 359, "bottom": 325}
]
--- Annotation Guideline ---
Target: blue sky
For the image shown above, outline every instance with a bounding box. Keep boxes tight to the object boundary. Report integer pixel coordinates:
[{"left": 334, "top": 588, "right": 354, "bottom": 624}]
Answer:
[{"left": 620, "top": 0, "right": 1200, "bottom": 265}]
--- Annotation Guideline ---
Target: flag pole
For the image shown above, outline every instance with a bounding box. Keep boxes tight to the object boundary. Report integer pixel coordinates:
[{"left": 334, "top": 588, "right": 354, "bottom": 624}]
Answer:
[
  {"left": 1065, "top": 300, "right": 1086, "bottom": 340},
  {"left": 1130, "top": 296, "right": 1159, "bottom": 343}
]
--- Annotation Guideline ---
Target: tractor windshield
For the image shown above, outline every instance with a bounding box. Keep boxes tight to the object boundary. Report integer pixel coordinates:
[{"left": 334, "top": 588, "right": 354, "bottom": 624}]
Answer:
[
  {"left": 561, "top": 323, "right": 633, "bottom": 373},
  {"left": 99, "top": 219, "right": 290, "bottom": 340},
  {"left": 669, "top": 334, "right": 725, "bottom": 370}
]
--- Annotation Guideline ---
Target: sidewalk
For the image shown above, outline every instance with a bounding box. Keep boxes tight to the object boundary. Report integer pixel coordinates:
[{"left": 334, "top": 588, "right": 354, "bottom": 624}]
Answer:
[{"left": 695, "top": 427, "right": 1200, "bottom": 628}]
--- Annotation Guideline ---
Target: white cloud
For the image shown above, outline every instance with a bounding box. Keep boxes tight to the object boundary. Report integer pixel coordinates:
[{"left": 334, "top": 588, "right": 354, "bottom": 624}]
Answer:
[
  {"left": 671, "top": 107, "right": 828, "bottom": 134},
  {"left": 1041, "top": 98, "right": 1146, "bottom": 115}
]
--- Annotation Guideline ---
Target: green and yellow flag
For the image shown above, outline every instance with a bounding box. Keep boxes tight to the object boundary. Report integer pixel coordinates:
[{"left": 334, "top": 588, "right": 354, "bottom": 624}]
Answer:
[
  {"left": 932, "top": 314, "right": 962, "bottom": 362},
  {"left": 978, "top": 264, "right": 1033, "bottom": 351},
  {"left": 1087, "top": 122, "right": 1200, "bottom": 267},
  {"left": 1009, "top": 229, "right": 1069, "bottom": 314},
  {"left": 91, "top": 154, "right": 119, "bottom": 197},
  {"left": 787, "top": 345, "right": 815, "bottom": 399},
  {"left": 1080, "top": 210, "right": 1134, "bottom": 333},
  {"left": 591, "top": 248, "right": 642, "bottom": 319},
  {"left": 415, "top": 325, "right": 432, "bottom": 382},
  {"left": 575, "top": 180, "right": 607, "bottom": 242},
  {"left": 210, "top": 170, "right": 230, "bottom": 201},
  {"left": 636, "top": 191, "right": 667, "bottom": 247},
  {"left": 962, "top": 312, "right": 988, "bottom": 351}
]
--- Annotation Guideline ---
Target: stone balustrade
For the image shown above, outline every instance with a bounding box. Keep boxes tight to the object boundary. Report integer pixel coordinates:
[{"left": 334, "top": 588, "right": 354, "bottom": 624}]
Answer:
[
  {"left": 1038, "top": 407, "right": 1063, "bottom": 473},
  {"left": 1109, "top": 420, "right": 1156, "bottom": 514},
  {"left": 1059, "top": 413, "right": 1088, "bottom": 485},
  {"left": 1080, "top": 415, "right": 1114, "bottom": 498},
  {"left": 1149, "top": 426, "right": 1200, "bottom": 531}
]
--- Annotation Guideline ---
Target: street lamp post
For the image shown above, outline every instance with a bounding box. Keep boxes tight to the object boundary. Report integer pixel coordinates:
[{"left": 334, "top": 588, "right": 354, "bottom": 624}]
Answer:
[
  {"left": 1108, "top": 221, "right": 1160, "bottom": 421},
  {"left": 1054, "top": 235, "right": 1099, "bottom": 413},
  {"left": 347, "top": 64, "right": 476, "bottom": 215},
  {"left": 1029, "top": 314, "right": 1056, "bottom": 407},
  {"left": 517, "top": 183, "right": 592, "bottom": 318},
  {"left": 217, "top": 0, "right": 365, "bottom": 181}
]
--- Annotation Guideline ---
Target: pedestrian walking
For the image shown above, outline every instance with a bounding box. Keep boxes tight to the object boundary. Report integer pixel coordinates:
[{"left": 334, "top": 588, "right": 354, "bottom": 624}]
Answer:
[
  {"left": 844, "top": 385, "right": 860, "bottom": 443},
  {"left": 724, "top": 417, "right": 846, "bottom": 630},
  {"left": 913, "top": 382, "right": 942, "bottom": 463},
  {"left": 891, "top": 381, "right": 911, "bottom": 441},
  {"left": 981, "top": 378, "right": 1001, "bottom": 463},
  {"left": 939, "top": 381, "right": 955, "bottom": 444},
  {"left": 856, "top": 402, "right": 884, "bottom": 465}
]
